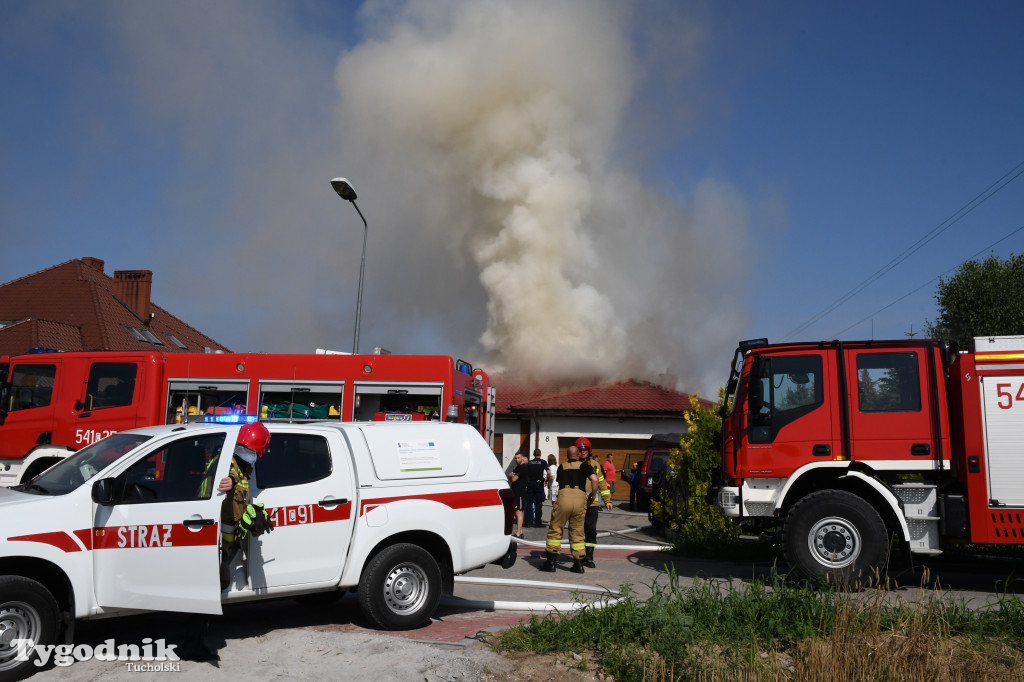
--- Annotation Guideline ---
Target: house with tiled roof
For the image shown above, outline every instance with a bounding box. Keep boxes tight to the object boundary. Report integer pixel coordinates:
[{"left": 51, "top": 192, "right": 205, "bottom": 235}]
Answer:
[
  {"left": 493, "top": 377, "right": 711, "bottom": 498},
  {"left": 0, "top": 257, "right": 229, "bottom": 357}
]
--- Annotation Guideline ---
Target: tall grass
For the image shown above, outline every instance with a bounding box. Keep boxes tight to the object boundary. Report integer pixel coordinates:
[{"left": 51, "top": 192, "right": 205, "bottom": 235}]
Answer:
[{"left": 489, "top": 569, "right": 1024, "bottom": 681}]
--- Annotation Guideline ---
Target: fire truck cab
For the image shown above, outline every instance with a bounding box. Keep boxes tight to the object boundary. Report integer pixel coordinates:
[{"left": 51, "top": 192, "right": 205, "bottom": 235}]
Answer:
[
  {"left": 711, "top": 336, "right": 1024, "bottom": 582},
  {"left": 0, "top": 351, "right": 495, "bottom": 487}
]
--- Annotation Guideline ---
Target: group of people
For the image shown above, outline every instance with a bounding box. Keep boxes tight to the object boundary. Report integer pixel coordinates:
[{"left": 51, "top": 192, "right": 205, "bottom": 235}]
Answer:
[{"left": 507, "top": 438, "right": 618, "bottom": 574}]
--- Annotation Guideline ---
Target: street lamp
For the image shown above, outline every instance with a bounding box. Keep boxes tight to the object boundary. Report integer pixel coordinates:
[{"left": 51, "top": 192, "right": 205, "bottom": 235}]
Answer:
[{"left": 331, "top": 177, "right": 368, "bottom": 354}]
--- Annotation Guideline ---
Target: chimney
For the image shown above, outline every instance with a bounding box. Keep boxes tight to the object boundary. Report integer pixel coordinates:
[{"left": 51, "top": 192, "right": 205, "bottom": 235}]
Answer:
[
  {"left": 113, "top": 270, "right": 153, "bottom": 322},
  {"left": 82, "top": 257, "right": 105, "bottom": 272}
]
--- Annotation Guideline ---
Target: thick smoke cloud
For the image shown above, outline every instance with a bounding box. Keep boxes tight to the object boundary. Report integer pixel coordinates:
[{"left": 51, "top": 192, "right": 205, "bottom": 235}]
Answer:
[
  {"left": 336, "top": 0, "right": 750, "bottom": 391},
  {"left": 2, "top": 0, "right": 751, "bottom": 395}
]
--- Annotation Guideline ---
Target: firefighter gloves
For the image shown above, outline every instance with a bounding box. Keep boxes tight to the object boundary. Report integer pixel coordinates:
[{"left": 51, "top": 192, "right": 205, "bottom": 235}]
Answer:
[{"left": 237, "top": 502, "right": 274, "bottom": 541}]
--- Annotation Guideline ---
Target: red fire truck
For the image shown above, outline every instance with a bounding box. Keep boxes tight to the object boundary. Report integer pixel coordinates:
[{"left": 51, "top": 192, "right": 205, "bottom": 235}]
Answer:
[
  {"left": 709, "top": 335, "right": 1024, "bottom": 582},
  {"left": 0, "top": 349, "right": 495, "bottom": 486}
]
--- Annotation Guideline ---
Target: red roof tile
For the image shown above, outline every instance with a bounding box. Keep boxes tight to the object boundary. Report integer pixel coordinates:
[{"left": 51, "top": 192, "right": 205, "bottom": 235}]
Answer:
[
  {"left": 0, "top": 319, "right": 86, "bottom": 353},
  {"left": 494, "top": 377, "right": 713, "bottom": 416},
  {"left": 0, "top": 258, "right": 229, "bottom": 357}
]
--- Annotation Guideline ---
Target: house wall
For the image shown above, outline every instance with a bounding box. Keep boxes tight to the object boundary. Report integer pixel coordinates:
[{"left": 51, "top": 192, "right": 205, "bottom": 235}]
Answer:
[{"left": 495, "top": 414, "right": 689, "bottom": 496}]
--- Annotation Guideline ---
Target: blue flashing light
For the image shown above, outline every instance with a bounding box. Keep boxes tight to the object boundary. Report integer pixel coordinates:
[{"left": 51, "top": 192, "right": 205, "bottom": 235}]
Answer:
[{"left": 198, "top": 414, "right": 258, "bottom": 424}]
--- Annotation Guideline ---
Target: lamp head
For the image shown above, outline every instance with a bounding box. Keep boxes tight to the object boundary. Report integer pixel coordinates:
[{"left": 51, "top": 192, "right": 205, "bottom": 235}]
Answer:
[{"left": 331, "top": 177, "right": 357, "bottom": 201}]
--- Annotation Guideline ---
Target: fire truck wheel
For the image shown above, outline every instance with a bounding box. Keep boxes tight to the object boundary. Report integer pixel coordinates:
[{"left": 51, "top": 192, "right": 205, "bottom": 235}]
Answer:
[
  {"left": 0, "top": 576, "right": 60, "bottom": 682},
  {"left": 358, "top": 543, "right": 441, "bottom": 630},
  {"left": 782, "top": 490, "right": 888, "bottom": 586}
]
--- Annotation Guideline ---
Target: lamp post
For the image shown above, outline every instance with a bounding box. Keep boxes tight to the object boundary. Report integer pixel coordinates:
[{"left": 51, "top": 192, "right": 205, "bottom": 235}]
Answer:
[{"left": 331, "top": 177, "right": 368, "bottom": 354}]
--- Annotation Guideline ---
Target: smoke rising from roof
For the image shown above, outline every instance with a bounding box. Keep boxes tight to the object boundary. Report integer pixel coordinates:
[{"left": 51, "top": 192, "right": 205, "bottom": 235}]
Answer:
[
  {"left": 335, "top": 0, "right": 750, "bottom": 391},
  {"left": 1, "top": 0, "right": 751, "bottom": 395}
]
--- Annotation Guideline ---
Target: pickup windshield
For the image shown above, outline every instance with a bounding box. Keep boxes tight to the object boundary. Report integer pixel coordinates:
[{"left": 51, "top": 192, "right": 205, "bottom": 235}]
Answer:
[{"left": 18, "top": 433, "right": 153, "bottom": 496}]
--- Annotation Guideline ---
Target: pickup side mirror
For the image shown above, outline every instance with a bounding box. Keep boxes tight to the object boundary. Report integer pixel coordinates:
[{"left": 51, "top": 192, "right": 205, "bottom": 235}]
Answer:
[{"left": 92, "top": 478, "right": 115, "bottom": 505}]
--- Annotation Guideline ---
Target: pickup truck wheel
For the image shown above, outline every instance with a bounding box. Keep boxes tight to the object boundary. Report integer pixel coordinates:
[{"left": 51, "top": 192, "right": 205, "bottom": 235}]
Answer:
[
  {"left": 782, "top": 490, "right": 888, "bottom": 586},
  {"left": 0, "top": 576, "right": 59, "bottom": 682},
  {"left": 358, "top": 544, "right": 440, "bottom": 630}
]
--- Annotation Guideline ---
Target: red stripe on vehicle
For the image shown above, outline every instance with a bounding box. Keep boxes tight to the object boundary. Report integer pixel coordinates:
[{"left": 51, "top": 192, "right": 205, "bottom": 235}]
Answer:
[
  {"left": 73, "top": 528, "right": 93, "bottom": 550},
  {"left": 7, "top": 531, "right": 82, "bottom": 553},
  {"left": 92, "top": 523, "right": 219, "bottom": 550},
  {"left": 359, "top": 489, "right": 501, "bottom": 516},
  {"left": 268, "top": 501, "right": 353, "bottom": 528}
]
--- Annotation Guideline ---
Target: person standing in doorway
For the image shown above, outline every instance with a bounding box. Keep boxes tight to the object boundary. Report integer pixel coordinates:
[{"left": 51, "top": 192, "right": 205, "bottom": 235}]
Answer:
[
  {"left": 629, "top": 461, "right": 643, "bottom": 511},
  {"left": 508, "top": 452, "right": 528, "bottom": 538},
  {"left": 603, "top": 453, "right": 617, "bottom": 495},
  {"left": 526, "top": 448, "right": 548, "bottom": 527},
  {"left": 546, "top": 454, "right": 558, "bottom": 501}
]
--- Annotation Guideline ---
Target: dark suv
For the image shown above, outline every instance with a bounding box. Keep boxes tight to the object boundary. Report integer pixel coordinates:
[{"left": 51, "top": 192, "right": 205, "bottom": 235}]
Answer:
[{"left": 636, "top": 433, "right": 681, "bottom": 512}]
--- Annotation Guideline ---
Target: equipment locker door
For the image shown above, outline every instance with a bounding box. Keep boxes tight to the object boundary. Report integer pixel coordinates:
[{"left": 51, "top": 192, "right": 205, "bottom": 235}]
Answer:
[
  {"left": 979, "top": 375, "right": 1024, "bottom": 507},
  {"left": 92, "top": 431, "right": 230, "bottom": 615},
  {"left": 244, "top": 428, "right": 355, "bottom": 591}
]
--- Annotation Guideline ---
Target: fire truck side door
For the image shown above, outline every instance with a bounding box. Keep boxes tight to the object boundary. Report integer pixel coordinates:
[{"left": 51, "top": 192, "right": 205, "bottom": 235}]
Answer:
[
  {"left": 0, "top": 360, "right": 59, "bottom": 467},
  {"left": 75, "top": 361, "right": 142, "bottom": 448},
  {"left": 92, "top": 432, "right": 230, "bottom": 615},
  {"left": 743, "top": 351, "right": 834, "bottom": 478},
  {"left": 244, "top": 428, "right": 355, "bottom": 591},
  {"left": 844, "top": 348, "right": 935, "bottom": 464}
]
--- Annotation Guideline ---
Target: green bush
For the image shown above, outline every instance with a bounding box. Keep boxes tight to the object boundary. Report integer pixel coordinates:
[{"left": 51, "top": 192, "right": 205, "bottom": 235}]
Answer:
[{"left": 651, "top": 391, "right": 735, "bottom": 546}]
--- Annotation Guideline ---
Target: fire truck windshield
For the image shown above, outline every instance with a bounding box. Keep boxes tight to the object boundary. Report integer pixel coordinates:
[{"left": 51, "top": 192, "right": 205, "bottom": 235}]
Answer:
[{"left": 18, "top": 433, "right": 153, "bottom": 496}]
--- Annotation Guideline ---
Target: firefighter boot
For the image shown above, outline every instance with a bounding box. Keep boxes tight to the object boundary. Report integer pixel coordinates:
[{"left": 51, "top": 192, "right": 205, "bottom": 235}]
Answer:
[
  {"left": 583, "top": 548, "right": 596, "bottom": 569},
  {"left": 570, "top": 558, "right": 585, "bottom": 574},
  {"left": 541, "top": 554, "right": 557, "bottom": 572}
]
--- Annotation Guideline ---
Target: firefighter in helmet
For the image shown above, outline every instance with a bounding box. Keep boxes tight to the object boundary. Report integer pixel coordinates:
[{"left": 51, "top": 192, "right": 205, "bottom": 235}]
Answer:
[
  {"left": 187, "top": 422, "right": 273, "bottom": 661},
  {"left": 578, "top": 437, "right": 612, "bottom": 568},
  {"left": 218, "top": 422, "right": 273, "bottom": 548},
  {"left": 540, "top": 444, "right": 600, "bottom": 573}
]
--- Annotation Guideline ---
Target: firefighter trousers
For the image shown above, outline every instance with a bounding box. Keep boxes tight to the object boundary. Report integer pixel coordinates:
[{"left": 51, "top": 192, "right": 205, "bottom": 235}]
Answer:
[
  {"left": 584, "top": 504, "right": 599, "bottom": 553},
  {"left": 546, "top": 488, "right": 587, "bottom": 559}
]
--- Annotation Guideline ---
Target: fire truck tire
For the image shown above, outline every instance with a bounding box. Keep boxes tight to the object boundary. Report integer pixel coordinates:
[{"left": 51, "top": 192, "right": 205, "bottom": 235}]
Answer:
[
  {"left": 358, "top": 543, "right": 441, "bottom": 630},
  {"left": 0, "top": 576, "right": 60, "bottom": 682},
  {"left": 782, "top": 490, "right": 888, "bottom": 586}
]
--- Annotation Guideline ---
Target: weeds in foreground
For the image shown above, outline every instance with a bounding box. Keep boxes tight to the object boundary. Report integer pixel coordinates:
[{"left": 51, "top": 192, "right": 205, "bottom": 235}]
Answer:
[{"left": 489, "top": 569, "right": 1024, "bottom": 681}]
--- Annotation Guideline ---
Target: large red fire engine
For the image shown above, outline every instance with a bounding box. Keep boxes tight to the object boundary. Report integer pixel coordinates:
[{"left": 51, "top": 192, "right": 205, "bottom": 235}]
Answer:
[
  {"left": 710, "top": 335, "right": 1024, "bottom": 582},
  {"left": 0, "top": 349, "right": 494, "bottom": 486}
]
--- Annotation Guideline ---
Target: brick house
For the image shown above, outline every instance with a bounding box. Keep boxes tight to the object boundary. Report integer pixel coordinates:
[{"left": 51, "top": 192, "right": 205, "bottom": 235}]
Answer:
[{"left": 0, "top": 257, "right": 229, "bottom": 357}]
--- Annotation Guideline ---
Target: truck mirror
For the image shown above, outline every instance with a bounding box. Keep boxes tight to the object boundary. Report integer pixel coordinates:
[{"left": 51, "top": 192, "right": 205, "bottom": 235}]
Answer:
[
  {"left": 74, "top": 400, "right": 85, "bottom": 412},
  {"left": 91, "top": 478, "right": 115, "bottom": 505}
]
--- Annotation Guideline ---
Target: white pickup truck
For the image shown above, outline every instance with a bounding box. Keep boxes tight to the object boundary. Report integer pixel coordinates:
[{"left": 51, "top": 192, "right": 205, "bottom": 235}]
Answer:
[{"left": 0, "top": 420, "right": 514, "bottom": 679}]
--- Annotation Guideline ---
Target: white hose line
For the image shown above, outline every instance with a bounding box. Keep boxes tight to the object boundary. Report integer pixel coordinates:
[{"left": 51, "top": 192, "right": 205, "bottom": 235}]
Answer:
[
  {"left": 446, "top": 575, "right": 624, "bottom": 613},
  {"left": 512, "top": 535, "right": 672, "bottom": 552}
]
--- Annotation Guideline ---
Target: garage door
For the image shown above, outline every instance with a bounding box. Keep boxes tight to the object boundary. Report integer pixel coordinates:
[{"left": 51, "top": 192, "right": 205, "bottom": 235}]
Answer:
[{"left": 555, "top": 437, "right": 650, "bottom": 500}]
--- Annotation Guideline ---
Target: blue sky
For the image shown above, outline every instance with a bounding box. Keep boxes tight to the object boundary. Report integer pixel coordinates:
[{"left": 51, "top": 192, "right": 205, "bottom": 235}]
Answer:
[{"left": 2, "top": 1, "right": 1022, "bottom": 393}]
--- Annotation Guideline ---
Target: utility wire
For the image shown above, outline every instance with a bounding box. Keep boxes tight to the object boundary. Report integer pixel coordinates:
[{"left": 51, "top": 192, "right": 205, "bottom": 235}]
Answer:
[
  {"left": 828, "top": 221, "right": 1024, "bottom": 339},
  {"left": 782, "top": 160, "right": 1024, "bottom": 341}
]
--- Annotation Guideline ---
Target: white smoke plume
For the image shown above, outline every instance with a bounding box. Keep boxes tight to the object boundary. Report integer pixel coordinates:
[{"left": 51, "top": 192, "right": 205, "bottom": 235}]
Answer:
[
  {"left": 1, "top": 0, "right": 751, "bottom": 395},
  {"left": 336, "top": 0, "right": 750, "bottom": 391}
]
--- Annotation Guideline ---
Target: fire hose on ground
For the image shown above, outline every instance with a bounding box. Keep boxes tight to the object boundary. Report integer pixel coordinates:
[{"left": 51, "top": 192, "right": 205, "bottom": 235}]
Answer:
[{"left": 441, "top": 526, "right": 672, "bottom": 613}]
